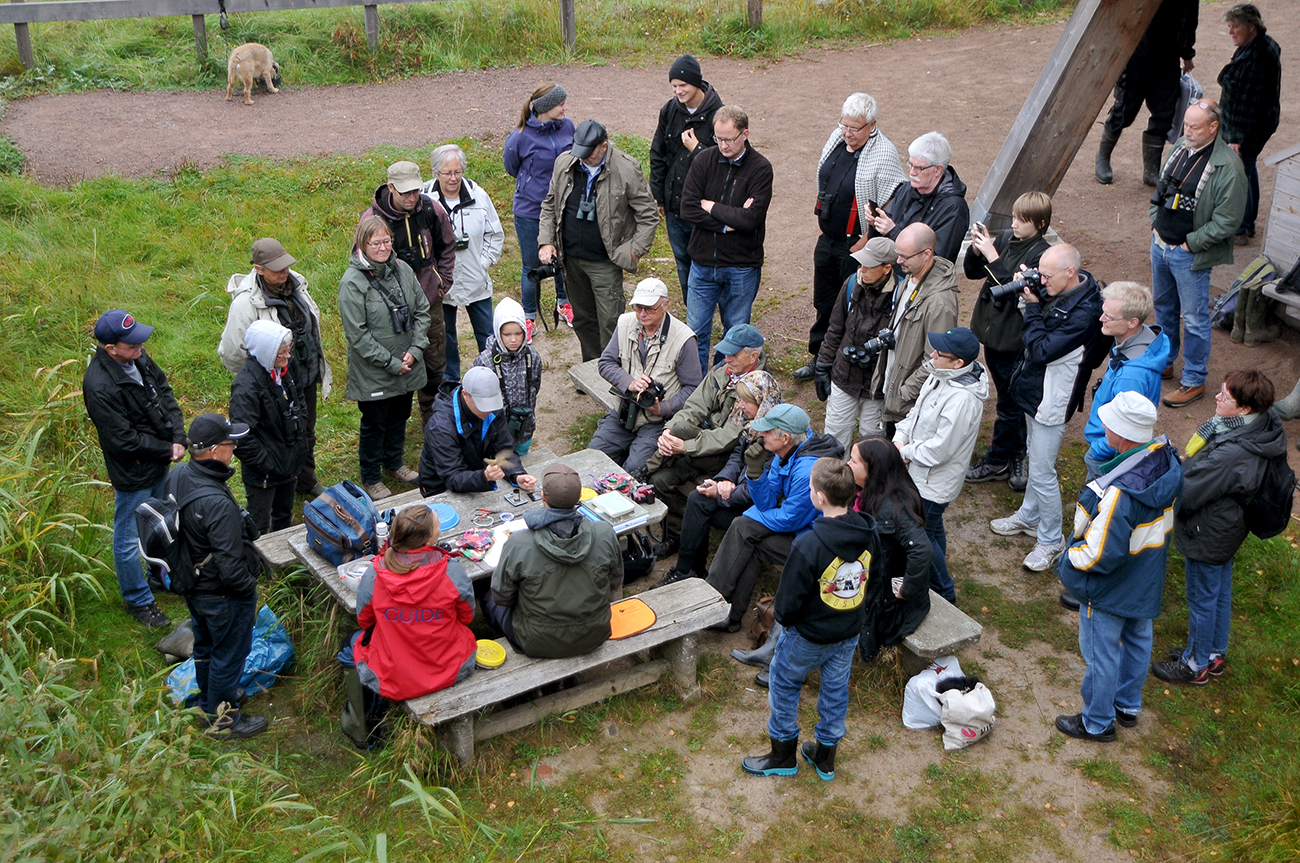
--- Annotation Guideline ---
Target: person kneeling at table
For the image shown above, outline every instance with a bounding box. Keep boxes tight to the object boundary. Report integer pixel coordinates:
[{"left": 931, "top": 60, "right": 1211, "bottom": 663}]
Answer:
[
  {"left": 481, "top": 464, "right": 625, "bottom": 658},
  {"left": 417, "top": 366, "right": 536, "bottom": 497}
]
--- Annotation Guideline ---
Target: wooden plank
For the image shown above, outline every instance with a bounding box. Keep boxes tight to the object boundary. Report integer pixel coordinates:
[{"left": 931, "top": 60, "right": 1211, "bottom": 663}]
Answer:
[
  {"left": 0, "top": 0, "right": 450, "bottom": 25},
  {"left": 191, "top": 12, "right": 205, "bottom": 61},
  {"left": 13, "top": 0, "right": 33, "bottom": 69},
  {"left": 1263, "top": 142, "right": 1300, "bottom": 168},
  {"left": 568, "top": 359, "right": 621, "bottom": 414},
  {"left": 971, "top": 0, "right": 1162, "bottom": 230},
  {"left": 558, "top": 0, "right": 574, "bottom": 50},
  {"left": 362, "top": 3, "right": 377, "bottom": 52}
]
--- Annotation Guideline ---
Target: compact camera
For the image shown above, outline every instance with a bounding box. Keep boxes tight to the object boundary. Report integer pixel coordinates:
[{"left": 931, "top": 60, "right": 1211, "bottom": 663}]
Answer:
[
  {"left": 989, "top": 268, "right": 1046, "bottom": 302},
  {"left": 455, "top": 231, "right": 470, "bottom": 251}
]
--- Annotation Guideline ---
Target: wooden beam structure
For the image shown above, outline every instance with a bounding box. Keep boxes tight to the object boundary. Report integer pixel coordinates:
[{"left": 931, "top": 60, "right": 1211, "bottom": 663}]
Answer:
[{"left": 971, "top": 0, "right": 1163, "bottom": 230}]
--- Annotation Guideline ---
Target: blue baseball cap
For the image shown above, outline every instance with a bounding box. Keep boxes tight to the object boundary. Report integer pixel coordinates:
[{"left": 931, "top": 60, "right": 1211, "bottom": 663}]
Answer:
[
  {"left": 928, "top": 327, "right": 980, "bottom": 363},
  {"left": 714, "top": 323, "right": 764, "bottom": 355},
  {"left": 750, "top": 403, "right": 810, "bottom": 434},
  {"left": 94, "top": 309, "right": 154, "bottom": 345}
]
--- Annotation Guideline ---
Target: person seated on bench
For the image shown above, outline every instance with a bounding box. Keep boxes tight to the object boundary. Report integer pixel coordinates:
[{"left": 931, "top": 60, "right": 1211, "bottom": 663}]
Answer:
[
  {"left": 651, "top": 369, "right": 782, "bottom": 589},
  {"left": 480, "top": 464, "right": 625, "bottom": 658},
  {"left": 417, "top": 366, "right": 537, "bottom": 497},
  {"left": 704, "top": 404, "right": 844, "bottom": 632},
  {"left": 589, "top": 278, "right": 703, "bottom": 476},
  {"left": 644, "top": 323, "right": 768, "bottom": 560}
]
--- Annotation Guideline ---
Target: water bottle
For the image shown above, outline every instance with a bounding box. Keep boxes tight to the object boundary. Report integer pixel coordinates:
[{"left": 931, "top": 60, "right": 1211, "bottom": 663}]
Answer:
[{"left": 375, "top": 518, "right": 389, "bottom": 555}]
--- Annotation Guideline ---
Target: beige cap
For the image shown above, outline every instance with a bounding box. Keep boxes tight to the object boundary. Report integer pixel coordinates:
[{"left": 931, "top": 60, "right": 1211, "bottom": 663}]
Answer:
[
  {"left": 251, "top": 237, "right": 295, "bottom": 271},
  {"left": 387, "top": 160, "right": 423, "bottom": 193}
]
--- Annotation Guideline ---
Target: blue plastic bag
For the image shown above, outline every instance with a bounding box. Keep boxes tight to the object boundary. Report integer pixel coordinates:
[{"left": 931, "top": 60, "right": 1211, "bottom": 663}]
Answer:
[{"left": 167, "top": 604, "right": 295, "bottom": 706}]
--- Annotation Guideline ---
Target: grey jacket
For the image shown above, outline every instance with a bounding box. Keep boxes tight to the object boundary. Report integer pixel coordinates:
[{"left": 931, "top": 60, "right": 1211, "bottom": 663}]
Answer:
[
  {"left": 872, "top": 257, "right": 960, "bottom": 422},
  {"left": 337, "top": 252, "right": 431, "bottom": 402}
]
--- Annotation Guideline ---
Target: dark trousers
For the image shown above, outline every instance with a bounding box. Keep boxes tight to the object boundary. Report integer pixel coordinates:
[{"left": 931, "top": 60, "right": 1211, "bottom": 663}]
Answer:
[
  {"left": 589, "top": 414, "right": 663, "bottom": 475},
  {"left": 1102, "top": 54, "right": 1180, "bottom": 139},
  {"left": 650, "top": 452, "right": 727, "bottom": 540},
  {"left": 480, "top": 592, "right": 523, "bottom": 652},
  {"left": 565, "top": 256, "right": 626, "bottom": 362},
  {"left": 296, "top": 381, "right": 321, "bottom": 493},
  {"left": 808, "top": 233, "right": 857, "bottom": 357},
  {"left": 417, "top": 295, "right": 447, "bottom": 427},
  {"left": 677, "top": 489, "right": 746, "bottom": 575},
  {"left": 922, "top": 498, "right": 956, "bottom": 604},
  {"left": 982, "top": 345, "right": 1027, "bottom": 465},
  {"left": 1238, "top": 142, "right": 1265, "bottom": 234},
  {"left": 357, "top": 391, "right": 414, "bottom": 484},
  {"left": 706, "top": 515, "right": 795, "bottom": 626},
  {"left": 244, "top": 477, "right": 297, "bottom": 533},
  {"left": 186, "top": 592, "right": 257, "bottom": 718}
]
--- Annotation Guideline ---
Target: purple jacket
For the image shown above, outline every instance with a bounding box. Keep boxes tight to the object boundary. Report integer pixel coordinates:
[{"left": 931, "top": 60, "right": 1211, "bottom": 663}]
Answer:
[{"left": 504, "top": 115, "right": 575, "bottom": 220}]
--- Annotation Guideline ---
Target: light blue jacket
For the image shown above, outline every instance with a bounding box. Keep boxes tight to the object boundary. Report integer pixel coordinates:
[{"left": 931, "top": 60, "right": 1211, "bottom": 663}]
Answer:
[
  {"left": 1084, "top": 326, "right": 1171, "bottom": 462},
  {"left": 744, "top": 431, "right": 843, "bottom": 534}
]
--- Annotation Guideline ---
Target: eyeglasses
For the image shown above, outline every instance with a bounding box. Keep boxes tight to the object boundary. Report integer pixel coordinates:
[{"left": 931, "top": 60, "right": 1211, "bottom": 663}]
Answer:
[
  {"left": 366, "top": 237, "right": 394, "bottom": 248},
  {"left": 633, "top": 303, "right": 665, "bottom": 314},
  {"left": 437, "top": 169, "right": 463, "bottom": 178},
  {"left": 1100, "top": 312, "right": 1129, "bottom": 323},
  {"left": 839, "top": 120, "right": 870, "bottom": 134},
  {"left": 897, "top": 248, "right": 931, "bottom": 262},
  {"left": 715, "top": 131, "right": 745, "bottom": 145},
  {"left": 1039, "top": 269, "right": 1068, "bottom": 282},
  {"left": 907, "top": 161, "right": 940, "bottom": 174}
]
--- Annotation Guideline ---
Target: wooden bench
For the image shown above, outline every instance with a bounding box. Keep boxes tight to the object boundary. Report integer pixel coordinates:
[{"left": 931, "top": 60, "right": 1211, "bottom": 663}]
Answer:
[
  {"left": 405, "top": 578, "right": 728, "bottom": 763},
  {"left": 567, "top": 359, "right": 621, "bottom": 414},
  {"left": 899, "top": 591, "right": 984, "bottom": 675}
]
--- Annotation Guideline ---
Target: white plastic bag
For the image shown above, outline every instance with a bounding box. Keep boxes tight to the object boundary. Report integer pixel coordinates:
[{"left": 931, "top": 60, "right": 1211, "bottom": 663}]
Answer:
[
  {"left": 938, "top": 682, "right": 997, "bottom": 750},
  {"left": 901, "top": 656, "right": 963, "bottom": 729}
]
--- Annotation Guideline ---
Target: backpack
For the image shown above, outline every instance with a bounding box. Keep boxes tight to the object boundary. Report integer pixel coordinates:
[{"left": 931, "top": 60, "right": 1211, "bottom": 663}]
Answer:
[
  {"left": 136, "top": 487, "right": 225, "bottom": 594},
  {"left": 1213, "top": 255, "right": 1280, "bottom": 330},
  {"left": 1242, "top": 450, "right": 1297, "bottom": 539},
  {"left": 304, "top": 481, "right": 380, "bottom": 566}
]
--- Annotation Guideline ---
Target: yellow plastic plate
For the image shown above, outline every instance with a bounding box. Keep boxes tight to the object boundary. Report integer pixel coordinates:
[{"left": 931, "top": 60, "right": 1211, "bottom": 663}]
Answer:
[
  {"left": 579, "top": 487, "right": 598, "bottom": 502},
  {"left": 476, "top": 639, "right": 507, "bottom": 669}
]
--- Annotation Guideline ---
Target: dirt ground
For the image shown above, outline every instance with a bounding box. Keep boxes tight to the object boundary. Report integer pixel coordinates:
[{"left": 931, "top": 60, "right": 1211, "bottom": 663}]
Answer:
[{"left": 5, "top": 4, "right": 1300, "bottom": 857}]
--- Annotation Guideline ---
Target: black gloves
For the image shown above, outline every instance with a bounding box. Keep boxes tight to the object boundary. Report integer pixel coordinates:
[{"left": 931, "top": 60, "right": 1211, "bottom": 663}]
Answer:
[{"left": 814, "top": 363, "right": 833, "bottom": 402}]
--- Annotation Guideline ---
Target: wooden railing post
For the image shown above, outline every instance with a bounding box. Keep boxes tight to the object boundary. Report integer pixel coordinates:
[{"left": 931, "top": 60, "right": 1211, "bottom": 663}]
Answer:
[
  {"left": 559, "top": 0, "right": 575, "bottom": 49},
  {"left": 364, "top": 4, "right": 379, "bottom": 52},
  {"left": 192, "top": 13, "right": 207, "bottom": 63},
  {"left": 747, "top": 0, "right": 762, "bottom": 28},
  {"left": 13, "top": 0, "right": 34, "bottom": 70}
]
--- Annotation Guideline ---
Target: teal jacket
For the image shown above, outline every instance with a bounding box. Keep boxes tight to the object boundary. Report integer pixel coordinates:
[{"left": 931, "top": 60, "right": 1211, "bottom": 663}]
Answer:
[{"left": 1149, "top": 133, "right": 1247, "bottom": 272}]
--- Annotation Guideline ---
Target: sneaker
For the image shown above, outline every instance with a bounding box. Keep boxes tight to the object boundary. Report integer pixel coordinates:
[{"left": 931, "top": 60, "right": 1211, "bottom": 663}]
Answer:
[
  {"left": 1152, "top": 659, "right": 1211, "bottom": 685},
  {"left": 387, "top": 465, "right": 419, "bottom": 485},
  {"left": 1023, "top": 540, "right": 1067, "bottom": 572},
  {"left": 127, "top": 601, "right": 172, "bottom": 629},
  {"left": 524, "top": 318, "right": 537, "bottom": 344},
  {"left": 362, "top": 481, "right": 392, "bottom": 501},
  {"left": 207, "top": 712, "right": 269, "bottom": 739},
  {"left": 990, "top": 512, "right": 1037, "bottom": 537},
  {"left": 966, "top": 459, "right": 1010, "bottom": 483},
  {"left": 1054, "top": 712, "right": 1115, "bottom": 742},
  {"left": 557, "top": 302, "right": 574, "bottom": 327},
  {"left": 1164, "top": 646, "right": 1225, "bottom": 676},
  {"left": 1163, "top": 384, "right": 1206, "bottom": 408},
  {"left": 1008, "top": 454, "right": 1028, "bottom": 492},
  {"left": 1114, "top": 709, "right": 1138, "bottom": 728},
  {"left": 650, "top": 568, "right": 697, "bottom": 590},
  {"left": 651, "top": 537, "right": 679, "bottom": 560}
]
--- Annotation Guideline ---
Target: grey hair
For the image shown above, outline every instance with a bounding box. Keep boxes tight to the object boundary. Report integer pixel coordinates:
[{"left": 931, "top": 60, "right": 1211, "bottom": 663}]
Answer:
[
  {"left": 430, "top": 144, "right": 468, "bottom": 175},
  {"left": 1101, "top": 281, "right": 1154, "bottom": 324},
  {"left": 909, "top": 132, "right": 952, "bottom": 169},
  {"left": 840, "top": 92, "right": 878, "bottom": 125},
  {"left": 188, "top": 443, "right": 219, "bottom": 457}
]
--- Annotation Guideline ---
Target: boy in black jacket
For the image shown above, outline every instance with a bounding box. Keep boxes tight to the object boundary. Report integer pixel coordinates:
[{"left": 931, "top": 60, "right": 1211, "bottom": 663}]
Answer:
[{"left": 743, "top": 458, "right": 878, "bottom": 781}]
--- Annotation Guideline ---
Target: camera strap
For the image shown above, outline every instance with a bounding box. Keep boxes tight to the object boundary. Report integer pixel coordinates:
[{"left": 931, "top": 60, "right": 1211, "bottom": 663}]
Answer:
[
  {"left": 362, "top": 269, "right": 408, "bottom": 314},
  {"left": 491, "top": 349, "right": 532, "bottom": 410}
]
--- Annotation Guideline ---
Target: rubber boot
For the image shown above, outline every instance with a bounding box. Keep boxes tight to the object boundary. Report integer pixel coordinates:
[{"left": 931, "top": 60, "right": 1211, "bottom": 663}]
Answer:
[
  {"left": 800, "top": 740, "right": 837, "bottom": 781},
  {"left": 741, "top": 736, "right": 799, "bottom": 776},
  {"left": 1243, "top": 288, "right": 1281, "bottom": 346},
  {"left": 1094, "top": 129, "right": 1119, "bottom": 185},
  {"left": 1273, "top": 377, "right": 1300, "bottom": 420},
  {"left": 730, "top": 621, "right": 783, "bottom": 668},
  {"left": 1141, "top": 132, "right": 1165, "bottom": 187},
  {"left": 1230, "top": 287, "right": 1249, "bottom": 343}
]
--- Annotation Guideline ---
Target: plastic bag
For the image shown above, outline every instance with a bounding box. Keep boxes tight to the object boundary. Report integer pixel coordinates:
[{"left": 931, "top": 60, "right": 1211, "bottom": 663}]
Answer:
[
  {"left": 939, "top": 682, "right": 997, "bottom": 750},
  {"left": 1168, "top": 73, "right": 1203, "bottom": 144},
  {"left": 901, "top": 655, "right": 963, "bottom": 729},
  {"left": 166, "top": 604, "right": 295, "bottom": 705}
]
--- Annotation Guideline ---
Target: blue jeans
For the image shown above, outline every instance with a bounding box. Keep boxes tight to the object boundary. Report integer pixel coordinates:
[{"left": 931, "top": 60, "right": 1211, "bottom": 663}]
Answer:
[
  {"left": 444, "top": 298, "right": 494, "bottom": 382},
  {"left": 922, "top": 498, "right": 955, "bottom": 604},
  {"left": 1078, "top": 606, "right": 1152, "bottom": 734},
  {"left": 767, "top": 627, "right": 859, "bottom": 746},
  {"left": 114, "top": 476, "right": 169, "bottom": 607},
  {"left": 186, "top": 592, "right": 258, "bottom": 718},
  {"left": 663, "top": 211, "right": 694, "bottom": 302},
  {"left": 1182, "top": 557, "right": 1233, "bottom": 671},
  {"left": 1151, "top": 238, "right": 1212, "bottom": 387},
  {"left": 515, "top": 215, "right": 565, "bottom": 317},
  {"left": 1016, "top": 415, "right": 1066, "bottom": 546},
  {"left": 686, "top": 265, "right": 761, "bottom": 371}
]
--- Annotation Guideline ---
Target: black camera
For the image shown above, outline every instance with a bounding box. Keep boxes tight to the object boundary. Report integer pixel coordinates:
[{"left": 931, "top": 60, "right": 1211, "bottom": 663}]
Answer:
[
  {"left": 455, "top": 231, "right": 470, "bottom": 251},
  {"left": 842, "top": 328, "right": 895, "bottom": 367},
  {"left": 989, "top": 268, "right": 1045, "bottom": 302},
  {"left": 393, "top": 243, "right": 426, "bottom": 272},
  {"left": 528, "top": 263, "right": 557, "bottom": 283},
  {"left": 1150, "top": 175, "right": 1197, "bottom": 213},
  {"left": 616, "top": 380, "right": 667, "bottom": 431}
]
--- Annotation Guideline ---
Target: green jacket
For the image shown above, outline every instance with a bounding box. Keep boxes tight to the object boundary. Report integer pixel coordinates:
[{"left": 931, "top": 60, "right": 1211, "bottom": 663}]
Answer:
[
  {"left": 338, "top": 252, "right": 431, "bottom": 402},
  {"left": 491, "top": 512, "right": 624, "bottom": 659},
  {"left": 1148, "top": 133, "right": 1247, "bottom": 272},
  {"left": 668, "top": 351, "right": 768, "bottom": 460}
]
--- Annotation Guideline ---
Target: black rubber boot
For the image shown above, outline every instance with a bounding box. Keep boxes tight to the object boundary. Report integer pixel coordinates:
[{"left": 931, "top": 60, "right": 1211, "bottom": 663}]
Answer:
[
  {"left": 742, "top": 736, "right": 799, "bottom": 776},
  {"left": 1094, "top": 129, "right": 1119, "bottom": 185},
  {"left": 800, "top": 740, "right": 837, "bottom": 780},
  {"left": 1141, "top": 132, "right": 1165, "bottom": 187}
]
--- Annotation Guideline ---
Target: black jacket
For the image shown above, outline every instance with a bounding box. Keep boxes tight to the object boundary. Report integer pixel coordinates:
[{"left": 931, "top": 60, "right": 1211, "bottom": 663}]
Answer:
[
  {"left": 883, "top": 167, "right": 970, "bottom": 264},
  {"left": 679, "top": 143, "right": 774, "bottom": 269},
  {"left": 168, "top": 458, "right": 262, "bottom": 598},
  {"left": 1010, "top": 271, "right": 1110, "bottom": 422},
  {"left": 229, "top": 362, "right": 310, "bottom": 487},
  {"left": 775, "top": 510, "right": 880, "bottom": 645},
  {"left": 1175, "top": 411, "right": 1287, "bottom": 564},
  {"left": 649, "top": 86, "right": 724, "bottom": 215},
  {"left": 417, "top": 388, "right": 525, "bottom": 496},
  {"left": 82, "top": 346, "right": 185, "bottom": 492},
  {"left": 857, "top": 496, "right": 932, "bottom": 662},
  {"left": 817, "top": 271, "right": 895, "bottom": 399},
  {"left": 965, "top": 233, "right": 1051, "bottom": 354}
]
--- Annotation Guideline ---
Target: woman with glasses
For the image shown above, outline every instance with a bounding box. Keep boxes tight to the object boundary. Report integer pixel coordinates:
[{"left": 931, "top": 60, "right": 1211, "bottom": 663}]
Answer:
[
  {"left": 423, "top": 144, "right": 504, "bottom": 382},
  {"left": 338, "top": 215, "right": 431, "bottom": 501},
  {"left": 869, "top": 131, "right": 970, "bottom": 264}
]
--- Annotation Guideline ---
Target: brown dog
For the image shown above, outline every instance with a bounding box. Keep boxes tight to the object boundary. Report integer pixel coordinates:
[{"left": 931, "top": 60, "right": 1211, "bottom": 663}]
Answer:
[{"left": 225, "top": 43, "right": 282, "bottom": 106}]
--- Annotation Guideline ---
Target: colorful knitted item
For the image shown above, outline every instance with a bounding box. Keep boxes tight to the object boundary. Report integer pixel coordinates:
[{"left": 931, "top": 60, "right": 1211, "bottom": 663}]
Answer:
[{"left": 455, "top": 529, "right": 495, "bottom": 562}]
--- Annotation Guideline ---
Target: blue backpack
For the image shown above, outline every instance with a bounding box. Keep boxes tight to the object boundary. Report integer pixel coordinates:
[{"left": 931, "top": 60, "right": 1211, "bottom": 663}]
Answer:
[{"left": 304, "top": 481, "right": 380, "bottom": 565}]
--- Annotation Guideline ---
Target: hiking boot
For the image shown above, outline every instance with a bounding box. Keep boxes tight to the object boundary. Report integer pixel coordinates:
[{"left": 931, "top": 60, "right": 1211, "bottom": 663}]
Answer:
[
  {"left": 557, "top": 302, "right": 575, "bottom": 328},
  {"left": 651, "top": 537, "right": 679, "bottom": 560},
  {"left": 1234, "top": 232, "right": 1250, "bottom": 246},
  {"left": 650, "top": 568, "right": 697, "bottom": 590},
  {"left": 1114, "top": 709, "right": 1138, "bottom": 728},
  {"left": 1059, "top": 590, "right": 1081, "bottom": 611},
  {"left": 1055, "top": 712, "right": 1116, "bottom": 742},
  {"left": 990, "top": 512, "right": 1037, "bottom": 537},
  {"left": 362, "top": 481, "right": 392, "bottom": 501},
  {"left": 1023, "top": 540, "right": 1067, "bottom": 572},
  {"left": 1008, "top": 454, "right": 1028, "bottom": 492},
  {"left": 1152, "top": 659, "right": 1210, "bottom": 685},
  {"left": 800, "top": 740, "right": 837, "bottom": 781},
  {"left": 755, "top": 670, "right": 770, "bottom": 688},
  {"left": 127, "top": 601, "right": 172, "bottom": 629},
  {"left": 742, "top": 736, "right": 799, "bottom": 776},
  {"left": 301, "top": 482, "right": 328, "bottom": 498},
  {"left": 524, "top": 318, "right": 537, "bottom": 344},
  {"left": 1163, "top": 385, "right": 1205, "bottom": 408},
  {"left": 387, "top": 465, "right": 419, "bottom": 485},
  {"left": 207, "top": 712, "right": 269, "bottom": 739},
  {"left": 966, "top": 459, "right": 1010, "bottom": 484},
  {"left": 1161, "top": 364, "right": 1174, "bottom": 381},
  {"left": 792, "top": 361, "right": 817, "bottom": 381}
]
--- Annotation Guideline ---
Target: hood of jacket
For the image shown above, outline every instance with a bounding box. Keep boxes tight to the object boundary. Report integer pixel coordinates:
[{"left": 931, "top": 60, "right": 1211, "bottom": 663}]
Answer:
[
  {"left": 244, "top": 319, "right": 290, "bottom": 373},
  {"left": 526, "top": 113, "right": 569, "bottom": 135},
  {"left": 1106, "top": 435, "right": 1185, "bottom": 510},
  {"left": 492, "top": 297, "right": 528, "bottom": 353},
  {"left": 1085, "top": 327, "right": 1171, "bottom": 457},
  {"left": 808, "top": 509, "right": 879, "bottom": 560},
  {"left": 524, "top": 510, "right": 595, "bottom": 564},
  {"left": 377, "top": 548, "right": 452, "bottom": 604},
  {"left": 927, "top": 166, "right": 968, "bottom": 205},
  {"left": 913, "top": 255, "right": 959, "bottom": 303},
  {"left": 926, "top": 358, "right": 990, "bottom": 399},
  {"left": 784, "top": 430, "right": 845, "bottom": 467}
]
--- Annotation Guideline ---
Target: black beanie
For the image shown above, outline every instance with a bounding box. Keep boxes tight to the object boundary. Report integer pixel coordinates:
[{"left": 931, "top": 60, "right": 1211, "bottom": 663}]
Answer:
[{"left": 668, "top": 55, "right": 706, "bottom": 91}]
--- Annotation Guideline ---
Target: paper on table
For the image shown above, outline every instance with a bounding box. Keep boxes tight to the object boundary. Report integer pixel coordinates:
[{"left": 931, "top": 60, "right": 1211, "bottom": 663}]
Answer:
[{"left": 483, "top": 521, "right": 530, "bottom": 569}]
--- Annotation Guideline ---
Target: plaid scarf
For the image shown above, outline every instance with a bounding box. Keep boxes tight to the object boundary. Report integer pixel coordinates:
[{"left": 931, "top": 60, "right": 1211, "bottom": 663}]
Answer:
[
  {"left": 818, "top": 126, "right": 908, "bottom": 227},
  {"left": 1185, "top": 412, "right": 1256, "bottom": 457}
]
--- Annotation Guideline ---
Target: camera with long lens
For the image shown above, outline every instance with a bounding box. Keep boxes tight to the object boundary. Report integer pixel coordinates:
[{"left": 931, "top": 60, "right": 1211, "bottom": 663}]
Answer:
[
  {"left": 616, "top": 379, "right": 667, "bottom": 431},
  {"left": 989, "top": 268, "right": 1045, "bottom": 302},
  {"left": 841, "top": 328, "right": 896, "bottom": 367},
  {"left": 528, "top": 263, "right": 557, "bottom": 283}
]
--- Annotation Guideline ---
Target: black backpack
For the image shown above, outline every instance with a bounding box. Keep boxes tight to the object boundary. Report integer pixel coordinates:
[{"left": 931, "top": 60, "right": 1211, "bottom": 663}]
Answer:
[
  {"left": 1242, "top": 452, "right": 1298, "bottom": 540},
  {"left": 136, "top": 488, "right": 224, "bottom": 594}
]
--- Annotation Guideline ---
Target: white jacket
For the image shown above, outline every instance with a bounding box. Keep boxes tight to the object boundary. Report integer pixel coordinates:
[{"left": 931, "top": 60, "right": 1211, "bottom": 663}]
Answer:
[
  {"left": 218, "top": 269, "right": 333, "bottom": 398},
  {"left": 421, "top": 177, "right": 504, "bottom": 307},
  {"left": 894, "top": 360, "right": 989, "bottom": 504}
]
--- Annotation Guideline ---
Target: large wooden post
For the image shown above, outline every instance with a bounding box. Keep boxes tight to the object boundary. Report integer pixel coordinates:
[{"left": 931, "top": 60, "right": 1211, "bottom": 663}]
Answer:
[
  {"left": 13, "top": 0, "right": 33, "bottom": 70},
  {"left": 747, "top": 0, "right": 762, "bottom": 28},
  {"left": 192, "top": 14, "right": 207, "bottom": 62},
  {"left": 559, "top": 0, "right": 575, "bottom": 49},
  {"left": 364, "top": 4, "right": 379, "bottom": 52},
  {"left": 971, "top": 0, "right": 1162, "bottom": 229}
]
